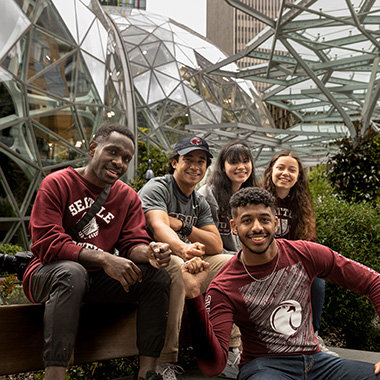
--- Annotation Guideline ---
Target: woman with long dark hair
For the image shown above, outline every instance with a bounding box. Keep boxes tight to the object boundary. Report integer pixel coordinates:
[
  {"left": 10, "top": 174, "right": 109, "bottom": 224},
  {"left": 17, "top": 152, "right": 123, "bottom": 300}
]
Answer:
[
  {"left": 199, "top": 140, "right": 257, "bottom": 254},
  {"left": 261, "top": 150, "right": 338, "bottom": 357}
]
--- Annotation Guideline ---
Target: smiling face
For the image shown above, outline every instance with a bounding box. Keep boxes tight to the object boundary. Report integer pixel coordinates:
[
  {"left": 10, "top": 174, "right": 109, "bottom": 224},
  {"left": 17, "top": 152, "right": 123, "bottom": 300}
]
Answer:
[
  {"left": 271, "top": 156, "right": 299, "bottom": 198},
  {"left": 224, "top": 155, "right": 253, "bottom": 192},
  {"left": 85, "top": 131, "right": 134, "bottom": 187},
  {"left": 172, "top": 150, "right": 208, "bottom": 195},
  {"left": 231, "top": 202, "right": 278, "bottom": 263}
]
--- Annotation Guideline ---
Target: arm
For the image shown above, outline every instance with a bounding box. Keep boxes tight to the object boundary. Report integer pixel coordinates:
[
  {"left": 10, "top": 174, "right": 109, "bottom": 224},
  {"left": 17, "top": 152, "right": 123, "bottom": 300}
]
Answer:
[
  {"left": 79, "top": 241, "right": 171, "bottom": 292},
  {"left": 169, "top": 215, "right": 222, "bottom": 255},
  {"left": 181, "top": 258, "right": 231, "bottom": 377},
  {"left": 146, "top": 210, "right": 205, "bottom": 260}
]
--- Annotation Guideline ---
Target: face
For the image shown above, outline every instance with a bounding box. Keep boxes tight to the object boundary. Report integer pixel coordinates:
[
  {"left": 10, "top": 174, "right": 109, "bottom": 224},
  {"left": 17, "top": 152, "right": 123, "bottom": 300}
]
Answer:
[
  {"left": 172, "top": 150, "right": 208, "bottom": 191},
  {"left": 231, "top": 203, "right": 278, "bottom": 257},
  {"left": 271, "top": 156, "right": 299, "bottom": 195},
  {"left": 224, "top": 155, "right": 252, "bottom": 189},
  {"left": 87, "top": 131, "right": 134, "bottom": 187}
]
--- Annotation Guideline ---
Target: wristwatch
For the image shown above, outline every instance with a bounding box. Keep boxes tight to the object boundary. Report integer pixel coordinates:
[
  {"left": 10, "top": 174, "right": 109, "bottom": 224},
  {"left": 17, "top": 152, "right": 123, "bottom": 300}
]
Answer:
[{"left": 180, "top": 220, "right": 193, "bottom": 236}]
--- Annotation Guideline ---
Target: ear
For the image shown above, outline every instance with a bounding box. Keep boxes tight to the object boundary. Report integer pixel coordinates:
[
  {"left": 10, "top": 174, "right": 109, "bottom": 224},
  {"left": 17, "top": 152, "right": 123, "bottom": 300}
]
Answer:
[
  {"left": 171, "top": 157, "right": 178, "bottom": 170},
  {"left": 230, "top": 219, "right": 238, "bottom": 235},
  {"left": 274, "top": 215, "right": 279, "bottom": 231},
  {"left": 88, "top": 141, "right": 97, "bottom": 157}
]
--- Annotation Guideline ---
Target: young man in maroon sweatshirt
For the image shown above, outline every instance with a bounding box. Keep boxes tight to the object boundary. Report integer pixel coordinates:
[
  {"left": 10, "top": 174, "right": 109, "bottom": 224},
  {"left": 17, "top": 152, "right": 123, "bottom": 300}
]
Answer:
[
  {"left": 23, "top": 123, "right": 171, "bottom": 380},
  {"left": 181, "top": 187, "right": 380, "bottom": 380}
]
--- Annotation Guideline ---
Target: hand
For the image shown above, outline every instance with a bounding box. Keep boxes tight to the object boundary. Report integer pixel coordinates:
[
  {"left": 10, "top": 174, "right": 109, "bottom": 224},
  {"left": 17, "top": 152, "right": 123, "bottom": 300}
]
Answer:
[
  {"left": 148, "top": 241, "right": 171, "bottom": 269},
  {"left": 374, "top": 361, "right": 380, "bottom": 374},
  {"left": 103, "top": 254, "right": 142, "bottom": 293},
  {"left": 181, "top": 257, "right": 210, "bottom": 298},
  {"left": 182, "top": 242, "right": 205, "bottom": 260}
]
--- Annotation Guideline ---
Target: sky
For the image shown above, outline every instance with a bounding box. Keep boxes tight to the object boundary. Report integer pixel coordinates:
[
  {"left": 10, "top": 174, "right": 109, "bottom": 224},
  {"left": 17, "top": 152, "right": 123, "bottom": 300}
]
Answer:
[{"left": 146, "top": 0, "right": 206, "bottom": 36}]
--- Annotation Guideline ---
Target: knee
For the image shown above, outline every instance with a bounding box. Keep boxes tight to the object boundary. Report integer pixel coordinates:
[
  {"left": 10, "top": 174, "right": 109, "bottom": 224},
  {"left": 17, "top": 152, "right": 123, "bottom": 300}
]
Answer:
[{"left": 53, "top": 261, "right": 88, "bottom": 295}]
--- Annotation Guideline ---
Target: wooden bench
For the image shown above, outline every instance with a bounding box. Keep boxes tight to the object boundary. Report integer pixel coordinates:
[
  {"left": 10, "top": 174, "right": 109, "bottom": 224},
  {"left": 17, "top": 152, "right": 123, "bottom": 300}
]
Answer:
[{"left": 0, "top": 303, "right": 139, "bottom": 376}]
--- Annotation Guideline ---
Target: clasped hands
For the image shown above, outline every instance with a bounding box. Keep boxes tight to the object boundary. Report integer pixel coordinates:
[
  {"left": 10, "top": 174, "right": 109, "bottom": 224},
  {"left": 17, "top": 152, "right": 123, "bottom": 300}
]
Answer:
[{"left": 181, "top": 257, "right": 210, "bottom": 299}]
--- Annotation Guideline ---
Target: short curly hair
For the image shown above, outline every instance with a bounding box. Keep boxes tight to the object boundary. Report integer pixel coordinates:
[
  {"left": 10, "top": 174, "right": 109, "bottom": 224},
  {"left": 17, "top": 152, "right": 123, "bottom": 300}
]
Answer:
[
  {"left": 93, "top": 123, "right": 135, "bottom": 146},
  {"left": 230, "top": 187, "right": 275, "bottom": 218}
]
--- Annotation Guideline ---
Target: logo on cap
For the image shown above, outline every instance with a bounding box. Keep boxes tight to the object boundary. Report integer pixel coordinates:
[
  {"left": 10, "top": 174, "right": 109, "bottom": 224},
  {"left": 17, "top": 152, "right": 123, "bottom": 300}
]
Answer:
[{"left": 190, "top": 137, "right": 202, "bottom": 146}]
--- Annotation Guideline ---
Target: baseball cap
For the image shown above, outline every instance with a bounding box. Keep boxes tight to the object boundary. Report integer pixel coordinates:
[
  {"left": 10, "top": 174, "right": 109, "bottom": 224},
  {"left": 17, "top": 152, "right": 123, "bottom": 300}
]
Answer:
[{"left": 173, "top": 136, "right": 213, "bottom": 158}]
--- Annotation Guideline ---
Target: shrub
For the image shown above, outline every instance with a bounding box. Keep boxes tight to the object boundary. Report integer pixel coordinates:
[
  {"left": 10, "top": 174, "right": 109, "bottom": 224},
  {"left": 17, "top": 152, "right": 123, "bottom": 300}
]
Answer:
[{"left": 310, "top": 167, "right": 380, "bottom": 350}]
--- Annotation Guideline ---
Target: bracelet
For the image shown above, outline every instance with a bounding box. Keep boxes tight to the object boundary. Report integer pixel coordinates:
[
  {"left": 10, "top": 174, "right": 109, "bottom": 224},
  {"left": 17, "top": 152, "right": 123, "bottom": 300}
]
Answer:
[{"left": 180, "top": 221, "right": 193, "bottom": 236}]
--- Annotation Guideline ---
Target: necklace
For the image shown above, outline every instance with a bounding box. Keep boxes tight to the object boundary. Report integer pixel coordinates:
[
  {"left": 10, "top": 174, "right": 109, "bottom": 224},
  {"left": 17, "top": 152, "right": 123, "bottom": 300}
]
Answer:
[{"left": 241, "top": 248, "right": 280, "bottom": 282}]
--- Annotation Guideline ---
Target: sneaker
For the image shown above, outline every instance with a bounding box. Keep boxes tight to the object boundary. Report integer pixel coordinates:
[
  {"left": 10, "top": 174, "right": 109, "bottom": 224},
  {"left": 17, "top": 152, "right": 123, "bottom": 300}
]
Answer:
[
  {"left": 218, "top": 347, "right": 241, "bottom": 379},
  {"left": 316, "top": 333, "right": 339, "bottom": 357},
  {"left": 156, "top": 363, "right": 184, "bottom": 380},
  {"left": 136, "top": 370, "right": 163, "bottom": 380}
]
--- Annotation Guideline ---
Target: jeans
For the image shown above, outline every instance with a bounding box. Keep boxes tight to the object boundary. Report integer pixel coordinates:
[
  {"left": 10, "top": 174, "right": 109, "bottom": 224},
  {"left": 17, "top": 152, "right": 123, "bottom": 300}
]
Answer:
[
  {"left": 238, "top": 351, "right": 380, "bottom": 380},
  {"left": 311, "top": 278, "right": 325, "bottom": 332},
  {"left": 31, "top": 260, "right": 170, "bottom": 367}
]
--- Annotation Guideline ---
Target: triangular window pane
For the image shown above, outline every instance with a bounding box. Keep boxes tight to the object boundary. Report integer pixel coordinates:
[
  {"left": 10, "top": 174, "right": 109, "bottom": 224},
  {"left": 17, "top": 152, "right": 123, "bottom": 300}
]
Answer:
[
  {"left": 140, "top": 42, "right": 160, "bottom": 66},
  {"left": 76, "top": 0, "right": 96, "bottom": 45},
  {"left": 134, "top": 70, "right": 151, "bottom": 103},
  {"left": 81, "top": 19, "right": 108, "bottom": 62},
  {"left": 155, "top": 71, "right": 179, "bottom": 97},
  {"left": 148, "top": 73, "right": 165, "bottom": 104},
  {"left": 1, "top": 33, "right": 29, "bottom": 80},
  {"left": 156, "top": 62, "right": 180, "bottom": 80},
  {"left": 168, "top": 84, "right": 187, "bottom": 106},
  {"left": 128, "top": 47, "right": 149, "bottom": 67},
  {"left": 29, "top": 52, "right": 77, "bottom": 99},
  {"left": 184, "top": 86, "right": 203, "bottom": 106},
  {"left": 190, "top": 109, "right": 214, "bottom": 125},
  {"left": 82, "top": 51, "right": 105, "bottom": 102}
]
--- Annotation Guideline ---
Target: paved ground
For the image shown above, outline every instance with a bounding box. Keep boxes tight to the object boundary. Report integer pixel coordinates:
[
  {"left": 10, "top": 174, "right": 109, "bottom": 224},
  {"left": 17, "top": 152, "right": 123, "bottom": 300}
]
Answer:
[{"left": 118, "top": 347, "right": 380, "bottom": 380}]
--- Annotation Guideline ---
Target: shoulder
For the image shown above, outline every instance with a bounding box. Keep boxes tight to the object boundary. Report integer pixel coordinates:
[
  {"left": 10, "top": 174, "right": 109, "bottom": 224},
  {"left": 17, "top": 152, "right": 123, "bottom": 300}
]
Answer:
[
  {"left": 139, "top": 175, "right": 172, "bottom": 195},
  {"left": 197, "top": 184, "right": 217, "bottom": 204}
]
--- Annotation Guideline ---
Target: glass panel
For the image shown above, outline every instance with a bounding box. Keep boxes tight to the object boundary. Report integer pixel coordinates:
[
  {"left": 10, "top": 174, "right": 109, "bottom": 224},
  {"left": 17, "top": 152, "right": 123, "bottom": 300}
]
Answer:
[
  {"left": 76, "top": 0, "right": 96, "bottom": 45},
  {"left": 162, "top": 129, "right": 186, "bottom": 146},
  {"left": 104, "top": 72, "right": 122, "bottom": 110},
  {"left": 76, "top": 53, "right": 102, "bottom": 103},
  {"left": 154, "top": 43, "right": 174, "bottom": 66},
  {"left": 81, "top": 19, "right": 108, "bottom": 63},
  {"left": 0, "top": 168, "right": 17, "bottom": 217},
  {"left": 140, "top": 42, "right": 160, "bottom": 66},
  {"left": 128, "top": 47, "right": 149, "bottom": 67},
  {"left": 28, "top": 87, "right": 70, "bottom": 116},
  {"left": 203, "top": 76, "right": 222, "bottom": 103},
  {"left": 0, "top": 150, "right": 35, "bottom": 211},
  {"left": 0, "top": 1, "right": 30, "bottom": 62},
  {"left": 184, "top": 86, "right": 203, "bottom": 106},
  {"left": 121, "top": 33, "right": 148, "bottom": 46},
  {"left": 32, "top": 122, "right": 86, "bottom": 167},
  {"left": 1, "top": 33, "right": 29, "bottom": 80},
  {"left": 0, "top": 123, "right": 38, "bottom": 165},
  {"left": 190, "top": 109, "right": 214, "bottom": 125},
  {"left": 99, "top": 108, "right": 126, "bottom": 127},
  {"left": 137, "top": 107, "right": 159, "bottom": 135},
  {"left": 175, "top": 45, "right": 196, "bottom": 68},
  {"left": 29, "top": 51, "right": 77, "bottom": 99},
  {"left": 156, "top": 62, "right": 180, "bottom": 80},
  {"left": 169, "top": 85, "right": 187, "bottom": 106},
  {"left": 51, "top": 0, "right": 78, "bottom": 43},
  {"left": 149, "top": 101, "right": 165, "bottom": 124},
  {"left": 191, "top": 101, "right": 215, "bottom": 122},
  {"left": 81, "top": 51, "right": 105, "bottom": 103},
  {"left": 165, "top": 112, "right": 189, "bottom": 131},
  {"left": 155, "top": 71, "right": 178, "bottom": 97},
  {"left": 130, "top": 62, "right": 149, "bottom": 77},
  {"left": 27, "top": 28, "right": 74, "bottom": 81},
  {"left": 162, "top": 100, "right": 187, "bottom": 124},
  {"left": 75, "top": 104, "right": 104, "bottom": 144},
  {"left": 0, "top": 73, "right": 18, "bottom": 121},
  {"left": 34, "top": 0, "right": 74, "bottom": 43},
  {"left": 207, "top": 102, "right": 223, "bottom": 123},
  {"left": 134, "top": 70, "right": 151, "bottom": 102},
  {"left": 153, "top": 27, "right": 173, "bottom": 41},
  {"left": 148, "top": 73, "right": 165, "bottom": 104}
]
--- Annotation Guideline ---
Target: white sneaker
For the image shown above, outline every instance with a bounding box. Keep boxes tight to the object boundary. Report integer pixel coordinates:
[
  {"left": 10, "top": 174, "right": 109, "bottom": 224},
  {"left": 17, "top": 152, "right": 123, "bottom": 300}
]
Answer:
[
  {"left": 156, "top": 363, "right": 184, "bottom": 380},
  {"left": 218, "top": 347, "right": 240, "bottom": 379},
  {"left": 316, "top": 333, "right": 339, "bottom": 357}
]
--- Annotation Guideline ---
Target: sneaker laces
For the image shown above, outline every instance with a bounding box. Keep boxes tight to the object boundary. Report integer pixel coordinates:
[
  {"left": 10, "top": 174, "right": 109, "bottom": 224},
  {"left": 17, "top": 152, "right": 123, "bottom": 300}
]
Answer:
[{"left": 157, "top": 363, "right": 184, "bottom": 380}]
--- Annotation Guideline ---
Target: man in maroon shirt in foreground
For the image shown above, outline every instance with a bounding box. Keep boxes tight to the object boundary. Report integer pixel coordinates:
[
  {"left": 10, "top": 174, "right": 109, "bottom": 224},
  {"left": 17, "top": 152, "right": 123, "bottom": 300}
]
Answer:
[
  {"left": 181, "top": 187, "right": 380, "bottom": 379},
  {"left": 23, "top": 123, "right": 171, "bottom": 380}
]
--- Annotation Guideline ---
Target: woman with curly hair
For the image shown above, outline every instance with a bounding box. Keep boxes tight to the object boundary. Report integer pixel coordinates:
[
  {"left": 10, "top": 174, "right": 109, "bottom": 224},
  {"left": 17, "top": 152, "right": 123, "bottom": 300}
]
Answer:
[
  {"left": 198, "top": 140, "right": 257, "bottom": 255},
  {"left": 261, "top": 150, "right": 338, "bottom": 356}
]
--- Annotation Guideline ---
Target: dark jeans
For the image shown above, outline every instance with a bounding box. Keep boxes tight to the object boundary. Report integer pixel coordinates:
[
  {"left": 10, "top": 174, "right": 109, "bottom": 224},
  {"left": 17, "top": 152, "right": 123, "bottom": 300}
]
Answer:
[
  {"left": 31, "top": 260, "right": 170, "bottom": 367},
  {"left": 311, "top": 277, "right": 325, "bottom": 332},
  {"left": 238, "top": 351, "right": 380, "bottom": 380}
]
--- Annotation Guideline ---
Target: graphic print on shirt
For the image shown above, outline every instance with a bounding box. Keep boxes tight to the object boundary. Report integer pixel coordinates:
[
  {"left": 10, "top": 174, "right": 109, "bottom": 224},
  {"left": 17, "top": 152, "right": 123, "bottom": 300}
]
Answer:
[
  {"left": 239, "top": 261, "right": 316, "bottom": 353},
  {"left": 69, "top": 198, "right": 115, "bottom": 240},
  {"left": 276, "top": 207, "right": 291, "bottom": 238},
  {"left": 218, "top": 215, "right": 233, "bottom": 236}
]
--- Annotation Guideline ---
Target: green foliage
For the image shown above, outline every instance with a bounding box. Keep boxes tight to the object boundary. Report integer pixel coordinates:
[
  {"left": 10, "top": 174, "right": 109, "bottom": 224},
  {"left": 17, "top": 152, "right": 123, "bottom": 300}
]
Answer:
[
  {"left": 0, "top": 243, "right": 24, "bottom": 256},
  {"left": 327, "top": 132, "right": 380, "bottom": 203},
  {"left": 310, "top": 170, "right": 380, "bottom": 350},
  {"left": 129, "top": 141, "right": 170, "bottom": 192}
]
